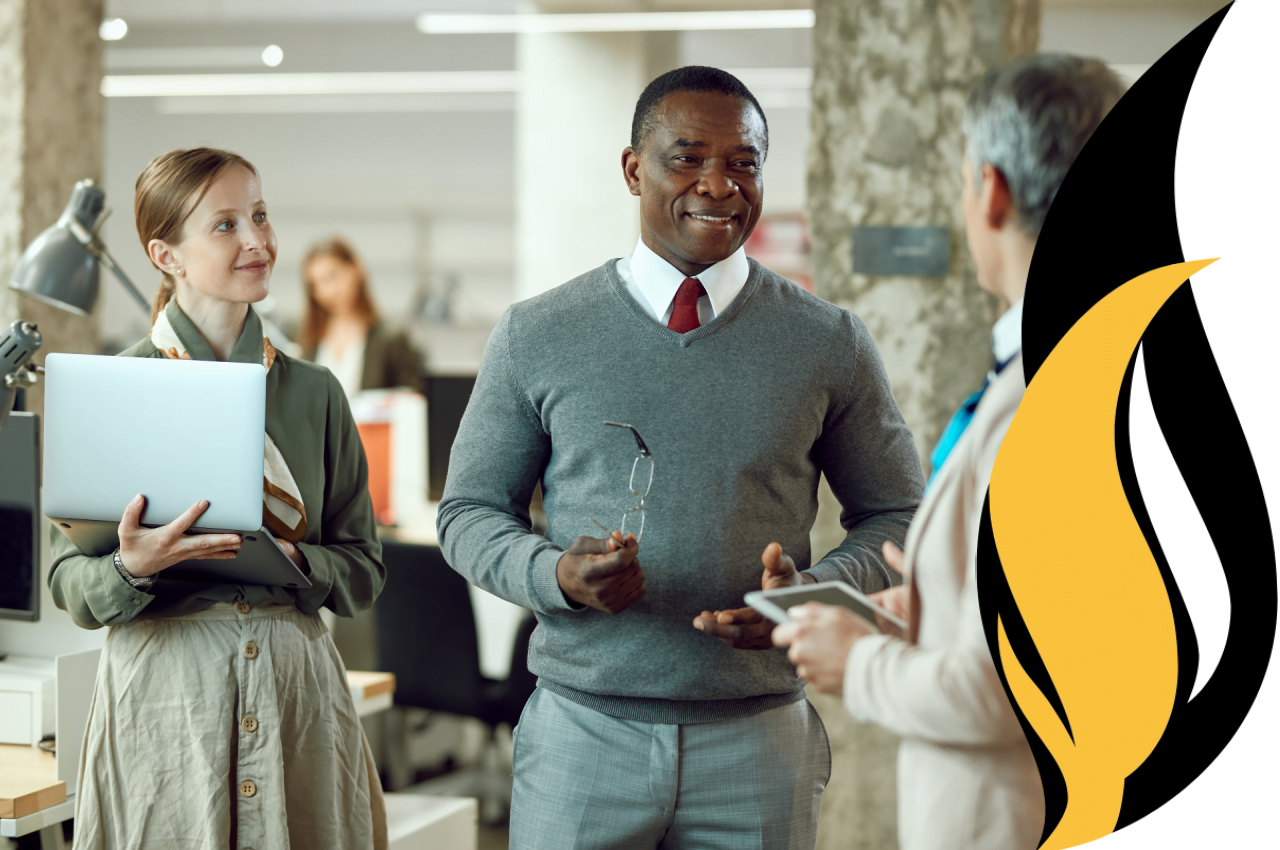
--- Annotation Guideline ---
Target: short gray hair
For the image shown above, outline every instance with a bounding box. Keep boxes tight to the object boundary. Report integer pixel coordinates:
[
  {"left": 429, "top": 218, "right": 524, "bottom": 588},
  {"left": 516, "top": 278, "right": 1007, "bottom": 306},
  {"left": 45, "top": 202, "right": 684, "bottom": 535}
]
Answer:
[{"left": 964, "top": 54, "right": 1125, "bottom": 239}]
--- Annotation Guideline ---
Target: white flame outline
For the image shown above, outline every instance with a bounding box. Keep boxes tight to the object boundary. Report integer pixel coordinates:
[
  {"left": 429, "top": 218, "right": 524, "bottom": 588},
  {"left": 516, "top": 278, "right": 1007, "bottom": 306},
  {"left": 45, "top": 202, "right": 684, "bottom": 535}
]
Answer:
[{"left": 1130, "top": 344, "right": 1231, "bottom": 701}]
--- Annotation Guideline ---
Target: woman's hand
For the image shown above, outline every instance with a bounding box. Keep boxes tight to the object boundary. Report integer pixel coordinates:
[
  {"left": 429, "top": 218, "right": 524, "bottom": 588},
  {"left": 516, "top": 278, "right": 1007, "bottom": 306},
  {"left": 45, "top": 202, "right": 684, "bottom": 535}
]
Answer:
[
  {"left": 117, "top": 495, "right": 241, "bottom": 578},
  {"left": 870, "top": 540, "right": 912, "bottom": 638},
  {"left": 276, "top": 539, "right": 309, "bottom": 575},
  {"left": 771, "top": 602, "right": 877, "bottom": 696}
]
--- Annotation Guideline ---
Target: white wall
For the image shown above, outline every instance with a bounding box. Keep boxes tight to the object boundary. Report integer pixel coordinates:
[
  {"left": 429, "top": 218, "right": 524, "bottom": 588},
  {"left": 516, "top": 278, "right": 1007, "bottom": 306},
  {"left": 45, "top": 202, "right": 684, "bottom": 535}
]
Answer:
[{"left": 1041, "top": 7, "right": 1218, "bottom": 63}]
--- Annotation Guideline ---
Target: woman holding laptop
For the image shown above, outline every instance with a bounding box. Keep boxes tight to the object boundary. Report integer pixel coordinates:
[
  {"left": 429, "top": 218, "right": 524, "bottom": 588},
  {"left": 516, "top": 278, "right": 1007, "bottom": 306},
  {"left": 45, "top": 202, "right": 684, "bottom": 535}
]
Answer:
[{"left": 48, "top": 148, "right": 387, "bottom": 849}]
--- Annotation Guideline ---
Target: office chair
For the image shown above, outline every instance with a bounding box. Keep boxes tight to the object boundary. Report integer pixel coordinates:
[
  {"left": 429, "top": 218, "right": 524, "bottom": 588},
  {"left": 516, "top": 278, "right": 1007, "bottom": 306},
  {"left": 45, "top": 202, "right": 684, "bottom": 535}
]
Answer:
[{"left": 375, "top": 539, "right": 537, "bottom": 820}]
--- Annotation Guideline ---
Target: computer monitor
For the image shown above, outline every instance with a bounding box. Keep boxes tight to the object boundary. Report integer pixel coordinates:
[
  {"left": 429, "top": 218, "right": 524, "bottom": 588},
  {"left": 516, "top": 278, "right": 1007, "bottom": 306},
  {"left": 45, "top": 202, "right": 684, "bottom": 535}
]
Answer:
[
  {"left": 0, "top": 411, "right": 40, "bottom": 621},
  {"left": 425, "top": 375, "right": 475, "bottom": 501}
]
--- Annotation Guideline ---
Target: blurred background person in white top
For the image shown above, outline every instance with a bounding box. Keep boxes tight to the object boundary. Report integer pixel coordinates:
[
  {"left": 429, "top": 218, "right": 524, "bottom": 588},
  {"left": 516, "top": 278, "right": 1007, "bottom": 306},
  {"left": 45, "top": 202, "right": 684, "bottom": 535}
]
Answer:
[{"left": 299, "top": 236, "right": 425, "bottom": 399}]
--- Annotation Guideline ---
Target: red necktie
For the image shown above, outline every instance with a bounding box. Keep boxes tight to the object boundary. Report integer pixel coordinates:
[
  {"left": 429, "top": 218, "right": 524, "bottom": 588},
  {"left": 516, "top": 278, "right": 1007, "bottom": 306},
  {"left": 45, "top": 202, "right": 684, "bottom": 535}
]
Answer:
[{"left": 667, "top": 277, "right": 706, "bottom": 333}]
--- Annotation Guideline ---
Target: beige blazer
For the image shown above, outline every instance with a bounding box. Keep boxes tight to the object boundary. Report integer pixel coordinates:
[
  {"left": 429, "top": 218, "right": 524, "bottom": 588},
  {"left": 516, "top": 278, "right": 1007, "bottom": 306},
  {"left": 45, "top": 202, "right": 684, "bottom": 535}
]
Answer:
[{"left": 843, "top": 354, "right": 1044, "bottom": 850}]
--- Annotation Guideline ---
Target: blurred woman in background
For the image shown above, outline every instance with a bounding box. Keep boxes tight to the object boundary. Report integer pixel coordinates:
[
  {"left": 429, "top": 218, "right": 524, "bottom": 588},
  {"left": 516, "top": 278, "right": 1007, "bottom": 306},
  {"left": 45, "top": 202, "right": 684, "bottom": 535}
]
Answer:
[{"left": 299, "top": 237, "right": 424, "bottom": 398}]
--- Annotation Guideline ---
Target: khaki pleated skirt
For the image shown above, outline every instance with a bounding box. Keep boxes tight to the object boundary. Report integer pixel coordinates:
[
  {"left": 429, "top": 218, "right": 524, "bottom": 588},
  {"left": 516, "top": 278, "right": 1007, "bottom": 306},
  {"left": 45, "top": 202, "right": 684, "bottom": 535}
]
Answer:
[{"left": 73, "top": 602, "right": 388, "bottom": 850}]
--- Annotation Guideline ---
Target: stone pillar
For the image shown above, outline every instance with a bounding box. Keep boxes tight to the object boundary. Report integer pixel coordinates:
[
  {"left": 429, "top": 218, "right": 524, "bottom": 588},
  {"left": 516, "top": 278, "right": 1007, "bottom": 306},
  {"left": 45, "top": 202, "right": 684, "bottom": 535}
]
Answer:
[
  {"left": 0, "top": 0, "right": 104, "bottom": 417},
  {"left": 514, "top": 14, "right": 679, "bottom": 301},
  {"left": 806, "top": 1, "right": 1039, "bottom": 848},
  {"left": 0, "top": 0, "right": 105, "bottom": 660}
]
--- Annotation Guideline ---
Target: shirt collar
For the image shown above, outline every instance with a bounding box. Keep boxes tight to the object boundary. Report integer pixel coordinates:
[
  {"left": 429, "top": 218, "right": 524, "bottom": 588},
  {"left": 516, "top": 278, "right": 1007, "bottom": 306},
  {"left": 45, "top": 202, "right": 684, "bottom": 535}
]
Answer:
[
  {"left": 165, "top": 298, "right": 265, "bottom": 365},
  {"left": 992, "top": 298, "right": 1023, "bottom": 366},
  {"left": 627, "top": 236, "right": 749, "bottom": 320}
]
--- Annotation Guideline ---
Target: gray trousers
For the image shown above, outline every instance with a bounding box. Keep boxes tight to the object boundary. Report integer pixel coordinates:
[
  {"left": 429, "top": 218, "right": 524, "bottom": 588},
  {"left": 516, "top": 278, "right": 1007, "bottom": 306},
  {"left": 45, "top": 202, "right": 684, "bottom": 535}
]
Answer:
[{"left": 510, "top": 687, "right": 831, "bottom": 850}]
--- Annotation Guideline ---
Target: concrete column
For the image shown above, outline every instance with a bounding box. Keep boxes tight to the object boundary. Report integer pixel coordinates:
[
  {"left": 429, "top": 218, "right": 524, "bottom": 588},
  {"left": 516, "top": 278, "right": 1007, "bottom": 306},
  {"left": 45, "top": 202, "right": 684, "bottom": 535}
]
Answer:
[
  {"left": 514, "top": 16, "right": 680, "bottom": 301},
  {"left": 806, "top": 1, "right": 1039, "bottom": 848},
  {"left": 0, "top": 0, "right": 105, "bottom": 659},
  {"left": 0, "top": 0, "right": 104, "bottom": 418}
]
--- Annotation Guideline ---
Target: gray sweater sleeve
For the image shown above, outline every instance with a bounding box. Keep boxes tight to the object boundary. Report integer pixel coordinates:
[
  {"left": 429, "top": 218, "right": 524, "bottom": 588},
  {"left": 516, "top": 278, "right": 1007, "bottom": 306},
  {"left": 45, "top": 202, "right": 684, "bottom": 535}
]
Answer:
[
  {"left": 436, "top": 311, "right": 575, "bottom": 614},
  {"left": 806, "top": 314, "right": 925, "bottom": 592}
]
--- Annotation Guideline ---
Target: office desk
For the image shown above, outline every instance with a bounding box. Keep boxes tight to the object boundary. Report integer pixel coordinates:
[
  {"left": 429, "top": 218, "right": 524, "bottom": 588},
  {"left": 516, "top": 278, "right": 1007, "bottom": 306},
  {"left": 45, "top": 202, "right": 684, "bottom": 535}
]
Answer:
[
  {"left": 0, "top": 743, "right": 68, "bottom": 839},
  {"left": 1, "top": 669, "right": 398, "bottom": 842},
  {"left": 349, "top": 670, "right": 396, "bottom": 717}
]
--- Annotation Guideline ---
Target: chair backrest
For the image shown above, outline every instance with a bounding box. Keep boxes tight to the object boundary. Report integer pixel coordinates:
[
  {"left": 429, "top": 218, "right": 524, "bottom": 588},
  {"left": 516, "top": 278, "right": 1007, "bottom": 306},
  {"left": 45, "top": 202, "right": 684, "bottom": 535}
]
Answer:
[
  {"left": 375, "top": 540, "right": 486, "bottom": 716},
  {"left": 502, "top": 614, "right": 539, "bottom": 728}
]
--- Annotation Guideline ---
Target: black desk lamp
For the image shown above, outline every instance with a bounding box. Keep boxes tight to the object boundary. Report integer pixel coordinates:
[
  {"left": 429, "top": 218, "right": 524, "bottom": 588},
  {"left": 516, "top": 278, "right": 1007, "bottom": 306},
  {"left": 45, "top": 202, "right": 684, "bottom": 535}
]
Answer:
[{"left": 2, "top": 180, "right": 149, "bottom": 432}]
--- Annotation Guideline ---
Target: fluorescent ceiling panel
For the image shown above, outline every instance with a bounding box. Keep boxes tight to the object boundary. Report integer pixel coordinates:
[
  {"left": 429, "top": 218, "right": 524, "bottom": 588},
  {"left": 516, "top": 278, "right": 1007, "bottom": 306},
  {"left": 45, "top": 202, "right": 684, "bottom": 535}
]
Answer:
[
  {"left": 416, "top": 10, "right": 815, "bottom": 34},
  {"left": 105, "top": 47, "right": 273, "bottom": 70},
  {"left": 154, "top": 92, "right": 516, "bottom": 114},
  {"left": 102, "top": 67, "right": 808, "bottom": 100},
  {"left": 102, "top": 70, "right": 519, "bottom": 97}
]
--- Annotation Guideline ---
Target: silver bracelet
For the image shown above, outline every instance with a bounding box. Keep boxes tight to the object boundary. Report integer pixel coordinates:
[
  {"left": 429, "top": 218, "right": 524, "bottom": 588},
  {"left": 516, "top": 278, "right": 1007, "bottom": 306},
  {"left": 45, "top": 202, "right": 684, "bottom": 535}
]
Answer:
[{"left": 113, "top": 548, "right": 156, "bottom": 591}]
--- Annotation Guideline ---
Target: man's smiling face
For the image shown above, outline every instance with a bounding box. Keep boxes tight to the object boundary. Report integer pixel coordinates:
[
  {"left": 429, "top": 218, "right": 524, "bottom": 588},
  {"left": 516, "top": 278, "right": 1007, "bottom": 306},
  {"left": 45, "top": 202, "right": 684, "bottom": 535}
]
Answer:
[{"left": 623, "top": 90, "right": 767, "bottom": 277}]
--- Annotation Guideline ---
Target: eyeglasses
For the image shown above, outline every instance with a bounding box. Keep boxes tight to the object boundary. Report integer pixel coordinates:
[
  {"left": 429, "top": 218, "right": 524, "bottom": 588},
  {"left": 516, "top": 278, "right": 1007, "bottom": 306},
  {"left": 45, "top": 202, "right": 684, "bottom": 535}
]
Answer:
[{"left": 591, "top": 421, "right": 653, "bottom": 543}]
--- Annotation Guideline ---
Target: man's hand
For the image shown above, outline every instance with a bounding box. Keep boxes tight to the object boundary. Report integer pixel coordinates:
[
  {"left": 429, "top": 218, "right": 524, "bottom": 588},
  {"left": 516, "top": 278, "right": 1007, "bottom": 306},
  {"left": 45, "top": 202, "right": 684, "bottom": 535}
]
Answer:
[
  {"left": 771, "top": 602, "right": 876, "bottom": 695},
  {"left": 556, "top": 532, "right": 645, "bottom": 614},
  {"left": 693, "top": 541, "right": 816, "bottom": 650},
  {"left": 869, "top": 540, "right": 910, "bottom": 638}
]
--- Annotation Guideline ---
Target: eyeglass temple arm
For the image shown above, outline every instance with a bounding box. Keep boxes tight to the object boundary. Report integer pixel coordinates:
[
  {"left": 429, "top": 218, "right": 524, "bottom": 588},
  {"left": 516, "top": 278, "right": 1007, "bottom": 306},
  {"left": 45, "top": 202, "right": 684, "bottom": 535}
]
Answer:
[{"left": 603, "top": 421, "right": 651, "bottom": 457}]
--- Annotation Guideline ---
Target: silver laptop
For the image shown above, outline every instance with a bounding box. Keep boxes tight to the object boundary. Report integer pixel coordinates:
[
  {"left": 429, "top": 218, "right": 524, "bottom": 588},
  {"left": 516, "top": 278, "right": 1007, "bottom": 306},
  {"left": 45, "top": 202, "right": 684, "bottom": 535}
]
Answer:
[{"left": 43, "top": 353, "right": 310, "bottom": 589}]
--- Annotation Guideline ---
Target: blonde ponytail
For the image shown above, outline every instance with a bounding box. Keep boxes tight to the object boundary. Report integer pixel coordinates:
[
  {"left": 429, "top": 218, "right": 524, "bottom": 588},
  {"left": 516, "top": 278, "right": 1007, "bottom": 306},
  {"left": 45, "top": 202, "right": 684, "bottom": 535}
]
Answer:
[{"left": 150, "top": 274, "right": 176, "bottom": 326}]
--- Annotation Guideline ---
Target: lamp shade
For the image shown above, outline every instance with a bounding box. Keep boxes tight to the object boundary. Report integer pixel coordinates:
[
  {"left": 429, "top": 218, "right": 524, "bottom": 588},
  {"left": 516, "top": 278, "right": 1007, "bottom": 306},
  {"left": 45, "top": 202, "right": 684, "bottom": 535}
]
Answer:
[{"left": 8, "top": 180, "right": 107, "bottom": 316}]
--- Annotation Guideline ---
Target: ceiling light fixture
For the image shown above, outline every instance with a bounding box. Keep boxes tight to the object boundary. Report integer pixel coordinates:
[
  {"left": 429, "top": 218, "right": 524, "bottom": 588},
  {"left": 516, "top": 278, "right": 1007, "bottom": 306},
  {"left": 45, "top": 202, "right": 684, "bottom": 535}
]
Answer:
[
  {"left": 101, "top": 70, "right": 520, "bottom": 98},
  {"left": 99, "top": 18, "right": 128, "bottom": 41},
  {"left": 415, "top": 10, "right": 815, "bottom": 35},
  {"left": 261, "top": 45, "right": 284, "bottom": 67},
  {"left": 105, "top": 47, "right": 283, "bottom": 70}
]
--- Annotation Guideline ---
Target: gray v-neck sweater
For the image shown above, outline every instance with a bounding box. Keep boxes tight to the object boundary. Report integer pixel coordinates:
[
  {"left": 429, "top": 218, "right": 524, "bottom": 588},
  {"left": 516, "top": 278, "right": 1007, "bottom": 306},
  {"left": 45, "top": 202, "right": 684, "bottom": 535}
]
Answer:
[{"left": 438, "top": 258, "right": 924, "bottom": 724}]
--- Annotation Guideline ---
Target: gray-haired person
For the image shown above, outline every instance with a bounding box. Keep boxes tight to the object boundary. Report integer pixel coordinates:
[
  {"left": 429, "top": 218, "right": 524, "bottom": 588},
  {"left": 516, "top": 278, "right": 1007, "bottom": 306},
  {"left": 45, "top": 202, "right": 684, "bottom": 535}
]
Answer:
[
  {"left": 438, "top": 66, "right": 925, "bottom": 848},
  {"left": 773, "top": 54, "right": 1125, "bottom": 850}
]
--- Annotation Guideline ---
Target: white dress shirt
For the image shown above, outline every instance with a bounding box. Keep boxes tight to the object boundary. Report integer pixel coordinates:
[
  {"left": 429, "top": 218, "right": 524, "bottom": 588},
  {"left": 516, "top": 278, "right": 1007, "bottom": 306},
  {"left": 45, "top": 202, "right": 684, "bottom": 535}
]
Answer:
[
  {"left": 615, "top": 236, "right": 750, "bottom": 326},
  {"left": 992, "top": 298, "right": 1023, "bottom": 366}
]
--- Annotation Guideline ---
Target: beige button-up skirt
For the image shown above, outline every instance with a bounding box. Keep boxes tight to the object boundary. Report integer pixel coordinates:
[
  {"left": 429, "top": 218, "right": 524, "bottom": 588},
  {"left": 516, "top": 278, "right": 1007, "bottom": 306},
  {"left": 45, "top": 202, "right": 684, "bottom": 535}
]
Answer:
[{"left": 73, "top": 602, "right": 388, "bottom": 850}]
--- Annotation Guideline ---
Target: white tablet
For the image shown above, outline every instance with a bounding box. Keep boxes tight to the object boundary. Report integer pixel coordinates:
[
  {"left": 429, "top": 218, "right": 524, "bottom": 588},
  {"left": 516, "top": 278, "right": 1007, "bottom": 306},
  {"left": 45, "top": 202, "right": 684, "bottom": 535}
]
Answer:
[{"left": 745, "top": 581, "right": 907, "bottom": 633}]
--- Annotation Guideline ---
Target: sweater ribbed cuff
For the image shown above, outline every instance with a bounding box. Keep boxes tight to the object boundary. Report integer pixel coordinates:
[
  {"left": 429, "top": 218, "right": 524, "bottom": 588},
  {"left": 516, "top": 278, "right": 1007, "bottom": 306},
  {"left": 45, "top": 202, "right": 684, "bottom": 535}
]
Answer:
[
  {"left": 530, "top": 546, "right": 585, "bottom": 614},
  {"left": 802, "top": 559, "right": 846, "bottom": 587}
]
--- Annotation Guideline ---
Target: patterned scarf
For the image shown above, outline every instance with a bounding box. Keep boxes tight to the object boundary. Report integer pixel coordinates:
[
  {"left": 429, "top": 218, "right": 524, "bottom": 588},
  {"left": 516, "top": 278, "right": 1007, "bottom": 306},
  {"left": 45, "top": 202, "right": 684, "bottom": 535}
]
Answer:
[{"left": 151, "top": 309, "right": 308, "bottom": 543}]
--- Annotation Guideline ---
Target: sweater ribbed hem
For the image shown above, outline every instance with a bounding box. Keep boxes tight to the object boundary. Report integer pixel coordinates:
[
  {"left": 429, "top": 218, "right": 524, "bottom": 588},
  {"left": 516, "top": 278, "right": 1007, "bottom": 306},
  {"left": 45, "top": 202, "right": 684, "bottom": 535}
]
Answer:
[{"left": 539, "top": 679, "right": 806, "bottom": 725}]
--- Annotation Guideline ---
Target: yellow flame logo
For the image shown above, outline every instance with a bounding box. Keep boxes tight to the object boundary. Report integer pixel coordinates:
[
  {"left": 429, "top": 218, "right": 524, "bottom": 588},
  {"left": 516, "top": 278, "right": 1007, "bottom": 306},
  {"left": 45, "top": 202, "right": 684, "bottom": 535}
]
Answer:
[{"left": 988, "top": 259, "right": 1215, "bottom": 848}]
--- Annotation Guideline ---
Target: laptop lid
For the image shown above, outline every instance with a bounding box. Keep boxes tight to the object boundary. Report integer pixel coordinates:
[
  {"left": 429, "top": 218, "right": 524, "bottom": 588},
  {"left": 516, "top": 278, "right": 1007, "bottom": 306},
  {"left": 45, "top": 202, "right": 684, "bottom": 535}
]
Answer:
[{"left": 43, "top": 353, "right": 266, "bottom": 532}]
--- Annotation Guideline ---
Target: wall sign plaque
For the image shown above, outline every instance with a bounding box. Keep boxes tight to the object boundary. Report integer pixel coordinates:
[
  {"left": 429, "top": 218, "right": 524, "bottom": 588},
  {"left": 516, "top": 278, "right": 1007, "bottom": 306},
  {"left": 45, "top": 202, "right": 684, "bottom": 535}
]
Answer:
[{"left": 852, "top": 226, "right": 951, "bottom": 277}]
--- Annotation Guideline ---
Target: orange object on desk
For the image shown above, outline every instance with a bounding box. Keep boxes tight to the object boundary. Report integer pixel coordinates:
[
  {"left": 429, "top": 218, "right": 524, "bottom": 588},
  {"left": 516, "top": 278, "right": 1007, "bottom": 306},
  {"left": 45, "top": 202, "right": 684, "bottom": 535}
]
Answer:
[{"left": 357, "top": 421, "right": 394, "bottom": 526}]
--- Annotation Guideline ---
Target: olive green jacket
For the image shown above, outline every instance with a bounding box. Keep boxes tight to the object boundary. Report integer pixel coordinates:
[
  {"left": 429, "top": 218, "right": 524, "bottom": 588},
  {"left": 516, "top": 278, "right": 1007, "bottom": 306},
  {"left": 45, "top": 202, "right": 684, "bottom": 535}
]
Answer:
[
  {"left": 301, "top": 323, "right": 425, "bottom": 393},
  {"left": 49, "top": 302, "right": 385, "bottom": 629}
]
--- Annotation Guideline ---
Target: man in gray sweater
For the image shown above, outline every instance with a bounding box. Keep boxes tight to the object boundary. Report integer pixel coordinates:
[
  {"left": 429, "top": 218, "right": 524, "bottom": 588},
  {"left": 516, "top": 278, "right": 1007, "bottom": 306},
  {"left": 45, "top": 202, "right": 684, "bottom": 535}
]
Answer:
[{"left": 438, "top": 66, "right": 925, "bottom": 849}]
